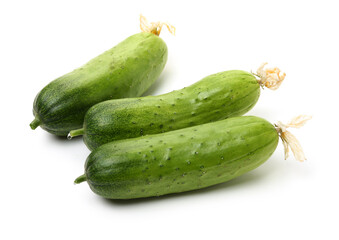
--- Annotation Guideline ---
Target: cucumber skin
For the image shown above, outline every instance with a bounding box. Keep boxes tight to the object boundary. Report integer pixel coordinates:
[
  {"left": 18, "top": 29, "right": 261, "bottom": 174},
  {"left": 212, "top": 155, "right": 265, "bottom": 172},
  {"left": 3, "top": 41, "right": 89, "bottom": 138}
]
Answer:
[
  {"left": 83, "top": 70, "right": 260, "bottom": 150},
  {"left": 83, "top": 116, "right": 279, "bottom": 199},
  {"left": 32, "top": 32, "right": 167, "bottom": 136}
]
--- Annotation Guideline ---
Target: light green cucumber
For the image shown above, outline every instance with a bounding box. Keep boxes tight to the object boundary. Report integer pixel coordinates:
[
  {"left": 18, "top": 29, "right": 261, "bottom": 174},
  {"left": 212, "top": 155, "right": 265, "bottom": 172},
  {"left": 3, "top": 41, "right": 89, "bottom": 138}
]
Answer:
[
  {"left": 30, "top": 30, "right": 169, "bottom": 136},
  {"left": 70, "top": 70, "right": 265, "bottom": 150},
  {"left": 74, "top": 116, "right": 280, "bottom": 199}
]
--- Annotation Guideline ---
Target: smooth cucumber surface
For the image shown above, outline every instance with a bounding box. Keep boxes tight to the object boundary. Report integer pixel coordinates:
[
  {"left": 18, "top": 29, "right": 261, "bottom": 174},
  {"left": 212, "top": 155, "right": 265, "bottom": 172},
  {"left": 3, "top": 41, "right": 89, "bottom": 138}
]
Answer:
[
  {"left": 31, "top": 32, "right": 168, "bottom": 136},
  {"left": 79, "top": 70, "right": 260, "bottom": 150},
  {"left": 75, "top": 116, "right": 279, "bottom": 199}
]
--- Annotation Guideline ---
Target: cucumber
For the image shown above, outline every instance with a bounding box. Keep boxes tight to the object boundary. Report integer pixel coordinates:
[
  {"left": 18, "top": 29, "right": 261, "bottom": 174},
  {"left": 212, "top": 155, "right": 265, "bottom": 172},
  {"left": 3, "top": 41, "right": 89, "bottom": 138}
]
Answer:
[
  {"left": 30, "top": 32, "right": 168, "bottom": 136},
  {"left": 70, "top": 70, "right": 263, "bottom": 150},
  {"left": 74, "top": 116, "right": 279, "bottom": 199}
]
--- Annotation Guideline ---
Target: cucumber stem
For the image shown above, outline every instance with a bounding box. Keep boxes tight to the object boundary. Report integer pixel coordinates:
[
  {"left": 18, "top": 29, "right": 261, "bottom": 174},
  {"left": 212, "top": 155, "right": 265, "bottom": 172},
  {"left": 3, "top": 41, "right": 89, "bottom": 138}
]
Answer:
[
  {"left": 68, "top": 128, "right": 84, "bottom": 139},
  {"left": 74, "top": 174, "right": 87, "bottom": 184},
  {"left": 30, "top": 118, "right": 40, "bottom": 130}
]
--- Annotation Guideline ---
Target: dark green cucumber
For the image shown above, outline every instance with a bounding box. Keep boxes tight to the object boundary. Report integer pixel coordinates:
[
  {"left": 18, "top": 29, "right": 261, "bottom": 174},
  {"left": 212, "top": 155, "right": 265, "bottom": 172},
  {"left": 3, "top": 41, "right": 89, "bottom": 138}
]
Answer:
[
  {"left": 74, "top": 116, "right": 279, "bottom": 199},
  {"left": 30, "top": 32, "right": 168, "bottom": 136},
  {"left": 70, "top": 70, "right": 261, "bottom": 150}
]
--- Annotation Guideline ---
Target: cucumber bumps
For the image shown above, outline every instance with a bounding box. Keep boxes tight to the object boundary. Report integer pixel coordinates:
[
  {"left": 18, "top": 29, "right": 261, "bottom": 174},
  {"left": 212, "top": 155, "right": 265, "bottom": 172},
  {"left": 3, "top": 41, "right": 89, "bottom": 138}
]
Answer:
[
  {"left": 74, "top": 115, "right": 310, "bottom": 199},
  {"left": 30, "top": 15, "right": 175, "bottom": 136},
  {"left": 69, "top": 63, "right": 286, "bottom": 150}
]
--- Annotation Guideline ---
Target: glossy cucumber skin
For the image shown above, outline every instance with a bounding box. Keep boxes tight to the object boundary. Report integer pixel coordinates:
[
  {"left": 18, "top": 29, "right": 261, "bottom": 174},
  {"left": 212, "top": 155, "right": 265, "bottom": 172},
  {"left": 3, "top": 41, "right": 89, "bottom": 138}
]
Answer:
[
  {"left": 32, "top": 32, "right": 167, "bottom": 136},
  {"left": 82, "top": 116, "right": 278, "bottom": 199},
  {"left": 83, "top": 70, "right": 260, "bottom": 150}
]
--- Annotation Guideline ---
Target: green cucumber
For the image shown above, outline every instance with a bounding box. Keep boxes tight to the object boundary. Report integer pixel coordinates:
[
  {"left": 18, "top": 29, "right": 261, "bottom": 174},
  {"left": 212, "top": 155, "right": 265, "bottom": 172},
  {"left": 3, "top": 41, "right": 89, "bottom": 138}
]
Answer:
[
  {"left": 74, "top": 116, "right": 279, "bottom": 199},
  {"left": 70, "top": 70, "right": 261, "bottom": 150},
  {"left": 30, "top": 32, "right": 168, "bottom": 136}
]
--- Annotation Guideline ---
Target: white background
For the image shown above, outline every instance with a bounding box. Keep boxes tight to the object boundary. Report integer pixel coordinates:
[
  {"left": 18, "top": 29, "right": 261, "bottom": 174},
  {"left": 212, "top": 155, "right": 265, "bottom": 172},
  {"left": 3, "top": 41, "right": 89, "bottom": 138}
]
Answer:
[{"left": 1, "top": 0, "right": 338, "bottom": 239}]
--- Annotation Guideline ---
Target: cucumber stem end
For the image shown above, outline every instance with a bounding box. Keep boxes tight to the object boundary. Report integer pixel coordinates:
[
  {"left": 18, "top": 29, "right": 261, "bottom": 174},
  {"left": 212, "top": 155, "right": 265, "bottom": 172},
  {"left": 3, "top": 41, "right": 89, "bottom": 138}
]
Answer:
[
  {"left": 68, "top": 128, "right": 84, "bottom": 140},
  {"left": 74, "top": 174, "right": 87, "bottom": 184},
  {"left": 30, "top": 118, "right": 40, "bottom": 130}
]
